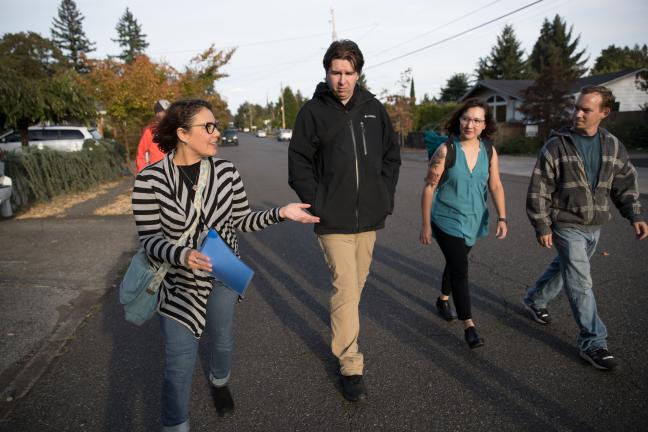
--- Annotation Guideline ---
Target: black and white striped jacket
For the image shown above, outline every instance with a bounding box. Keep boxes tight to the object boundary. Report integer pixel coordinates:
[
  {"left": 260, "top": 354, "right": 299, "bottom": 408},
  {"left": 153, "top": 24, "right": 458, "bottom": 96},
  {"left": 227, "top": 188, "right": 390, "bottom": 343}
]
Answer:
[{"left": 132, "top": 152, "right": 283, "bottom": 337}]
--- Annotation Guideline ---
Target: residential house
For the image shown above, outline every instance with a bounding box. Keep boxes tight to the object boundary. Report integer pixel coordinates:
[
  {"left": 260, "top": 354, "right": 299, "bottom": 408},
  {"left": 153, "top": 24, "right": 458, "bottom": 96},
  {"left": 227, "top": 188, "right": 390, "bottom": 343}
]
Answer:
[{"left": 460, "top": 69, "right": 648, "bottom": 127}]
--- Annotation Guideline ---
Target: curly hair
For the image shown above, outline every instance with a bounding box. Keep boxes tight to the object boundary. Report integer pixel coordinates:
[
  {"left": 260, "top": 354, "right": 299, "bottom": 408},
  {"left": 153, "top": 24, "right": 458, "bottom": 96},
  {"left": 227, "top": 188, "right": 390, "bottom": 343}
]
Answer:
[
  {"left": 153, "top": 99, "right": 213, "bottom": 153},
  {"left": 444, "top": 98, "right": 497, "bottom": 142},
  {"left": 323, "top": 39, "right": 364, "bottom": 74}
]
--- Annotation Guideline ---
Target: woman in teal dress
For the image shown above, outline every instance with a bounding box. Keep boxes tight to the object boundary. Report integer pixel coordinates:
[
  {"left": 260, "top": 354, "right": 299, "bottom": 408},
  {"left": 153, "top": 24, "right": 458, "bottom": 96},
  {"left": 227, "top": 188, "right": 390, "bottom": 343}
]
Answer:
[{"left": 419, "top": 99, "right": 508, "bottom": 348}]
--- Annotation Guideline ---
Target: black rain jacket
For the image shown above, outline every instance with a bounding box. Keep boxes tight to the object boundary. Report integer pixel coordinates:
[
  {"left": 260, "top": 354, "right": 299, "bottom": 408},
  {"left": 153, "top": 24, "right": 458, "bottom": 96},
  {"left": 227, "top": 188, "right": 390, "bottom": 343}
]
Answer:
[{"left": 288, "top": 82, "right": 401, "bottom": 235}]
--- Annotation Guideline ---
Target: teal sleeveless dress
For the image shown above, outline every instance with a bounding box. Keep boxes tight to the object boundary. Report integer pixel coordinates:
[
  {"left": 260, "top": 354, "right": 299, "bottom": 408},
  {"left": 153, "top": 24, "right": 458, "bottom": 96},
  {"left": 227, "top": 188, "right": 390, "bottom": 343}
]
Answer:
[{"left": 431, "top": 141, "right": 489, "bottom": 246}]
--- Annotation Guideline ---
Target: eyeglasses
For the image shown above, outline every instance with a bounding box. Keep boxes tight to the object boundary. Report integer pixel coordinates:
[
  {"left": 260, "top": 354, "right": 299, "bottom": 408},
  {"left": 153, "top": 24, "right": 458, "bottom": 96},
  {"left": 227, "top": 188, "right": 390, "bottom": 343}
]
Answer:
[
  {"left": 188, "top": 122, "right": 219, "bottom": 134},
  {"left": 460, "top": 116, "right": 485, "bottom": 126}
]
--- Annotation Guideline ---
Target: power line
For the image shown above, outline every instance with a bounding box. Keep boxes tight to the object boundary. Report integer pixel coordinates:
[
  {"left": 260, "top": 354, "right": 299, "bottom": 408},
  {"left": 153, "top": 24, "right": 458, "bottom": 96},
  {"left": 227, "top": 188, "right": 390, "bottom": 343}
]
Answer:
[
  {"left": 368, "top": 0, "right": 504, "bottom": 59},
  {"left": 149, "top": 23, "right": 378, "bottom": 56},
  {"left": 365, "top": 0, "right": 545, "bottom": 70}
]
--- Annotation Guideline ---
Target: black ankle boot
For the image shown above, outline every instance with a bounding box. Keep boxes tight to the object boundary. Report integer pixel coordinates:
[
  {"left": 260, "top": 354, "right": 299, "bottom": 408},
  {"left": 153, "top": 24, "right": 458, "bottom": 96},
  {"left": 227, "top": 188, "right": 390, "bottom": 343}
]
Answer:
[
  {"left": 211, "top": 385, "right": 235, "bottom": 417},
  {"left": 464, "top": 326, "right": 485, "bottom": 349},
  {"left": 436, "top": 297, "right": 457, "bottom": 321},
  {"left": 340, "top": 374, "right": 368, "bottom": 402}
]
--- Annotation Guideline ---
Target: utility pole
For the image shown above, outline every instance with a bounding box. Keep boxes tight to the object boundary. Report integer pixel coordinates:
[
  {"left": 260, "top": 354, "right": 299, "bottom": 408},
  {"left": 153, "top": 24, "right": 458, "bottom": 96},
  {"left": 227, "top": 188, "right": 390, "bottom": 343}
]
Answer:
[
  {"left": 329, "top": 8, "right": 337, "bottom": 42},
  {"left": 280, "top": 82, "right": 286, "bottom": 129}
]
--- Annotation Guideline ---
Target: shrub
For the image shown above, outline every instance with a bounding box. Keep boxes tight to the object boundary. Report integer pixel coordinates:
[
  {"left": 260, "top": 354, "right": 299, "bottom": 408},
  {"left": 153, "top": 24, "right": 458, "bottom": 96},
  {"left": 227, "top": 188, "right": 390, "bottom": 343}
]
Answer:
[
  {"left": 4, "top": 139, "right": 126, "bottom": 212},
  {"left": 603, "top": 117, "right": 648, "bottom": 150},
  {"left": 497, "top": 136, "right": 543, "bottom": 155}
]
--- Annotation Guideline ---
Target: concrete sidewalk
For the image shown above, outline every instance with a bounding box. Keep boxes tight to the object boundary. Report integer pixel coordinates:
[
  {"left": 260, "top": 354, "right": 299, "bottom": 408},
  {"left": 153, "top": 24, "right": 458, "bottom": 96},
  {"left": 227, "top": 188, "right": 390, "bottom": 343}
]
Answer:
[{"left": 0, "top": 176, "right": 137, "bottom": 412}]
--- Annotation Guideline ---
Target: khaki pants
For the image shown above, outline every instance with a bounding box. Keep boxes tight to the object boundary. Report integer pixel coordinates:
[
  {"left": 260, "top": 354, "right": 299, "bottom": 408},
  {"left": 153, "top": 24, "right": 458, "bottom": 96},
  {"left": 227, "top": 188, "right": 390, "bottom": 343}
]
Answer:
[{"left": 318, "top": 231, "right": 376, "bottom": 376}]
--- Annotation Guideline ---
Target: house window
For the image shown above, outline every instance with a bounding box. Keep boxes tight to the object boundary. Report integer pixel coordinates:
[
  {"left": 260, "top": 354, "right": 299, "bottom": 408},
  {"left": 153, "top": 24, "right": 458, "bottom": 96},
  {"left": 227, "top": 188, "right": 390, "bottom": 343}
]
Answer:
[
  {"left": 487, "top": 95, "right": 507, "bottom": 122},
  {"left": 525, "top": 124, "right": 539, "bottom": 138}
]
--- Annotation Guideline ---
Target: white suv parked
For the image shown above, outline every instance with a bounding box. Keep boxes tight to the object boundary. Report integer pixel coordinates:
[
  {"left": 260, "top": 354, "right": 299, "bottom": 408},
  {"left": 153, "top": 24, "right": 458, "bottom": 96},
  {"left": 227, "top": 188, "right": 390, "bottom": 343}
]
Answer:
[{"left": 0, "top": 125, "right": 102, "bottom": 152}]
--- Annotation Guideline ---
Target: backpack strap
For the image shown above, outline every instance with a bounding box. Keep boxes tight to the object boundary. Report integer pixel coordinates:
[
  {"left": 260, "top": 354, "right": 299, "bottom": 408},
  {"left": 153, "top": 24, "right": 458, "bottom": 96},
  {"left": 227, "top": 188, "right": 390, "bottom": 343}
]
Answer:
[
  {"left": 438, "top": 137, "right": 456, "bottom": 186},
  {"left": 484, "top": 140, "right": 494, "bottom": 171}
]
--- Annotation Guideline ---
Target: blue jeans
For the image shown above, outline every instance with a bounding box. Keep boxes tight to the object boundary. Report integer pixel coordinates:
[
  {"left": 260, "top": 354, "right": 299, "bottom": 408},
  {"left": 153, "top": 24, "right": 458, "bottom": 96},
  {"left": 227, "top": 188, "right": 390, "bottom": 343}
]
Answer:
[
  {"left": 160, "top": 281, "right": 239, "bottom": 431},
  {"left": 525, "top": 227, "right": 607, "bottom": 351}
]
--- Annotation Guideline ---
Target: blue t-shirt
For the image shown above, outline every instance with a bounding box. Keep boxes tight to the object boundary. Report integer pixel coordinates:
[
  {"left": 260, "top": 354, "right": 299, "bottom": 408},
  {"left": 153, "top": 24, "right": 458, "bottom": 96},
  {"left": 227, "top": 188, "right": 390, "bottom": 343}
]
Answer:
[
  {"left": 431, "top": 141, "right": 489, "bottom": 246},
  {"left": 572, "top": 131, "right": 601, "bottom": 191}
]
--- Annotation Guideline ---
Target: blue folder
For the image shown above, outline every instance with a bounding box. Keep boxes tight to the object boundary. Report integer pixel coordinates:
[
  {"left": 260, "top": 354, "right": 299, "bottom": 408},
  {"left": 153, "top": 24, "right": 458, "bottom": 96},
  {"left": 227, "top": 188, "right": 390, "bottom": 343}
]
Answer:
[{"left": 199, "top": 229, "right": 254, "bottom": 296}]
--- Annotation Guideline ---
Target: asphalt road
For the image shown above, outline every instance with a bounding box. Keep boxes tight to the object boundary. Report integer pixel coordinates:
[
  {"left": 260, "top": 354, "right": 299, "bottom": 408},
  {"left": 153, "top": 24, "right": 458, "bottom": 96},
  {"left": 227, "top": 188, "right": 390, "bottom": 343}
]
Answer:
[{"left": 1, "top": 133, "right": 647, "bottom": 431}]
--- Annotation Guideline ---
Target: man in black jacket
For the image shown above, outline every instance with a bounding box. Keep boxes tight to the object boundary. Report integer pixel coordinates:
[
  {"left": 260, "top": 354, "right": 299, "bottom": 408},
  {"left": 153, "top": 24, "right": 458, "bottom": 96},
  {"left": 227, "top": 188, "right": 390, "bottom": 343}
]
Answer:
[{"left": 288, "top": 40, "right": 401, "bottom": 402}]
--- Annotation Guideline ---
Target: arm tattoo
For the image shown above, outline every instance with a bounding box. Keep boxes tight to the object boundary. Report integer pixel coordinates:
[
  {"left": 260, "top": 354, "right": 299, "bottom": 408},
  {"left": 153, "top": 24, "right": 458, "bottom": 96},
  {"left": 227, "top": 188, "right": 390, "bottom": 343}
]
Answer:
[
  {"left": 428, "top": 154, "right": 444, "bottom": 169},
  {"left": 426, "top": 172, "right": 441, "bottom": 185}
]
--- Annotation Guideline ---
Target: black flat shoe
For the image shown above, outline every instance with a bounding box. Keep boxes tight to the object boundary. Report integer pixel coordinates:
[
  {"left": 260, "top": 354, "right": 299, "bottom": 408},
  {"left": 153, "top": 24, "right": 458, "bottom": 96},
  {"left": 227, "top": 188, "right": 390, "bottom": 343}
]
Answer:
[
  {"left": 340, "top": 374, "right": 368, "bottom": 402},
  {"left": 464, "top": 326, "right": 485, "bottom": 349},
  {"left": 211, "top": 385, "right": 235, "bottom": 417},
  {"left": 436, "top": 297, "right": 457, "bottom": 321}
]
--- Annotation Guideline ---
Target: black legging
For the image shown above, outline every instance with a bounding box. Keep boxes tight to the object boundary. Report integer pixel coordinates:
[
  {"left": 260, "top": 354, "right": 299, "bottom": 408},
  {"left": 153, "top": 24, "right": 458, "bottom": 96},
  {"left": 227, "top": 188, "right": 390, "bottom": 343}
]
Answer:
[{"left": 431, "top": 222, "right": 473, "bottom": 321}]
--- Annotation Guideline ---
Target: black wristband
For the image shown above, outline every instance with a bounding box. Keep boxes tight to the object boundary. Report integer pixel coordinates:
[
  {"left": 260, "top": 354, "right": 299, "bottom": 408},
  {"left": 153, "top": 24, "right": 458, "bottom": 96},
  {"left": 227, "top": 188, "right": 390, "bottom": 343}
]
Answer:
[{"left": 497, "top": 217, "right": 507, "bottom": 223}]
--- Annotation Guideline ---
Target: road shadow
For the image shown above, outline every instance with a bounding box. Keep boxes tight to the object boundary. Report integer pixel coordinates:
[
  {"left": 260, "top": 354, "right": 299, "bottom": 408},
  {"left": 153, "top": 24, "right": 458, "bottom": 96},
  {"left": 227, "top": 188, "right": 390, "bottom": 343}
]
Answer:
[
  {"left": 371, "top": 243, "right": 578, "bottom": 359},
  {"left": 101, "top": 251, "right": 163, "bottom": 432},
  {"left": 237, "top": 203, "right": 595, "bottom": 430}
]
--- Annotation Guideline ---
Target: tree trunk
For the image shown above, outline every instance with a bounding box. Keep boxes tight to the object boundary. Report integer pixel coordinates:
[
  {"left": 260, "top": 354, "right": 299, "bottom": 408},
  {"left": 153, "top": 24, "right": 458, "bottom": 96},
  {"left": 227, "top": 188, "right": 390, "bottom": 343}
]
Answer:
[
  {"left": 120, "top": 122, "right": 129, "bottom": 162},
  {"left": 17, "top": 118, "right": 30, "bottom": 148}
]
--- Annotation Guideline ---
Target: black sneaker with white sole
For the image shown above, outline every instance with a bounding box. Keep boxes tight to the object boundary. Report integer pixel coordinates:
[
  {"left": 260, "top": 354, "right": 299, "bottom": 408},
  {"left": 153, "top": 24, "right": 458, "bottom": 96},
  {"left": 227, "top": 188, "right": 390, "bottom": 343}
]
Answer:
[
  {"left": 580, "top": 347, "right": 618, "bottom": 371},
  {"left": 523, "top": 300, "right": 551, "bottom": 324}
]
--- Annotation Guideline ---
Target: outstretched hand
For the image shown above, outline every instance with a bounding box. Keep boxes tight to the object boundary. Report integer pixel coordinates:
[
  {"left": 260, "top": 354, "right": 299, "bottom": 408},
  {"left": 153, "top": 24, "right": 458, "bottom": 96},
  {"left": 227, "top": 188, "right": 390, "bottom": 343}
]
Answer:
[{"left": 280, "top": 203, "right": 320, "bottom": 224}]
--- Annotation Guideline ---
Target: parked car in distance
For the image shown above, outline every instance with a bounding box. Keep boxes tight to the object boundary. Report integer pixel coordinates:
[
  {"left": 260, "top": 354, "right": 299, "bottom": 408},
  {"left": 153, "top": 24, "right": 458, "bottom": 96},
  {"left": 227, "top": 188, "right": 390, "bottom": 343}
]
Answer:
[
  {"left": 255, "top": 129, "right": 267, "bottom": 138},
  {"left": 0, "top": 125, "right": 102, "bottom": 152},
  {"left": 242, "top": 127, "right": 250, "bottom": 133},
  {"left": 277, "top": 128, "right": 292, "bottom": 141},
  {"left": 220, "top": 128, "right": 239, "bottom": 146}
]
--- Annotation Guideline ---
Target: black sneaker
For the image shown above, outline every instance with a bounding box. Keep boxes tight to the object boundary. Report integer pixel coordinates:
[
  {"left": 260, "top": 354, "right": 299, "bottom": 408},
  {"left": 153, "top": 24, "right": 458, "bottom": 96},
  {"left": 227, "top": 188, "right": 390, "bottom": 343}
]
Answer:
[
  {"left": 580, "top": 348, "right": 618, "bottom": 371},
  {"left": 523, "top": 300, "right": 551, "bottom": 324},
  {"left": 436, "top": 297, "right": 457, "bottom": 321},
  {"left": 211, "top": 385, "right": 235, "bottom": 417},
  {"left": 340, "top": 374, "right": 367, "bottom": 402}
]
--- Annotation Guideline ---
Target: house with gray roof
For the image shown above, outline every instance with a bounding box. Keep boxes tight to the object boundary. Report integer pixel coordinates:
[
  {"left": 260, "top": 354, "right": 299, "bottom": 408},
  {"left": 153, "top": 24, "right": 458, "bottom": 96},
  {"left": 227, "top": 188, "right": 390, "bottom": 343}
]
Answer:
[{"left": 460, "top": 69, "right": 648, "bottom": 124}]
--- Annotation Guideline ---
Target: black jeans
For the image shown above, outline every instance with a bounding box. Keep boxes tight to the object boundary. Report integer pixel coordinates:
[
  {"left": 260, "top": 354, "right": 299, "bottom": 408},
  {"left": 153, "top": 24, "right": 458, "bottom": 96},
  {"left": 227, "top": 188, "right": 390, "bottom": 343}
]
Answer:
[{"left": 432, "top": 222, "right": 473, "bottom": 321}]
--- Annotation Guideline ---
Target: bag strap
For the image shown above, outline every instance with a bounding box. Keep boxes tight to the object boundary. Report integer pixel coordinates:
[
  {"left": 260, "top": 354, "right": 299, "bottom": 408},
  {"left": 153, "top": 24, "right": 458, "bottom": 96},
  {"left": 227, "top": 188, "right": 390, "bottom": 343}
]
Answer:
[{"left": 146, "top": 158, "right": 209, "bottom": 294}]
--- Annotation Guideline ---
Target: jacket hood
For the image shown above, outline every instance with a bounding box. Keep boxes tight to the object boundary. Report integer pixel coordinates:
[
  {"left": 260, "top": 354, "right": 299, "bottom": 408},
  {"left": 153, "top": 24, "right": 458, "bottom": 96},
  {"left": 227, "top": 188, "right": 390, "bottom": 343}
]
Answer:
[{"left": 313, "top": 82, "right": 374, "bottom": 109}]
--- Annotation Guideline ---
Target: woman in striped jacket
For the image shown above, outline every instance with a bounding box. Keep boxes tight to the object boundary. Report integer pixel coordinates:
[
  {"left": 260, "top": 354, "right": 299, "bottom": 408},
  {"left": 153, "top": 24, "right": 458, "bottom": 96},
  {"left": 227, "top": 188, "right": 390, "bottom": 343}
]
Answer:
[{"left": 132, "top": 99, "right": 318, "bottom": 431}]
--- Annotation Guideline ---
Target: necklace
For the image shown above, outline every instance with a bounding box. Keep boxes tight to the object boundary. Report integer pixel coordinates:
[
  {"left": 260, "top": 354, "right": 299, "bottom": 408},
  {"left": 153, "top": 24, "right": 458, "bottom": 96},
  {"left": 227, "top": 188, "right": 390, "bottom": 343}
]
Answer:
[{"left": 178, "top": 165, "right": 199, "bottom": 191}]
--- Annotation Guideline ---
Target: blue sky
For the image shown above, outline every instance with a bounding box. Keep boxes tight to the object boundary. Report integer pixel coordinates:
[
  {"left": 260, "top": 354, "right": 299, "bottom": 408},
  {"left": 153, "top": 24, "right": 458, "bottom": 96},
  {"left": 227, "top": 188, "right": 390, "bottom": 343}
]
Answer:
[{"left": 3, "top": 0, "right": 647, "bottom": 112}]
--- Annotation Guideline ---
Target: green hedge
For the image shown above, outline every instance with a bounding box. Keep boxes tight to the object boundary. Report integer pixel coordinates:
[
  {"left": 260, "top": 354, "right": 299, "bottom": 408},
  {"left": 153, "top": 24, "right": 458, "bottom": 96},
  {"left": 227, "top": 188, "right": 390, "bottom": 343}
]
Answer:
[
  {"left": 603, "top": 117, "right": 648, "bottom": 150},
  {"left": 497, "top": 136, "right": 543, "bottom": 155},
  {"left": 4, "top": 139, "right": 126, "bottom": 212}
]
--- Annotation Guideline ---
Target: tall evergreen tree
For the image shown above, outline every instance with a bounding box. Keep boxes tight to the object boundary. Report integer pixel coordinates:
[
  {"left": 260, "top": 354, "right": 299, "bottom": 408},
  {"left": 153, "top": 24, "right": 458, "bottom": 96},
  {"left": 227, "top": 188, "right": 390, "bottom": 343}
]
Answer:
[
  {"left": 50, "top": 0, "right": 95, "bottom": 72},
  {"left": 520, "top": 51, "right": 574, "bottom": 138},
  {"left": 527, "top": 15, "right": 587, "bottom": 79},
  {"left": 281, "top": 86, "right": 299, "bottom": 129},
  {"left": 113, "top": 8, "right": 149, "bottom": 64},
  {"left": 439, "top": 73, "right": 470, "bottom": 102},
  {"left": 475, "top": 25, "right": 528, "bottom": 80},
  {"left": 410, "top": 77, "right": 416, "bottom": 99},
  {"left": 590, "top": 44, "right": 648, "bottom": 75},
  {"left": 358, "top": 72, "right": 369, "bottom": 90}
]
